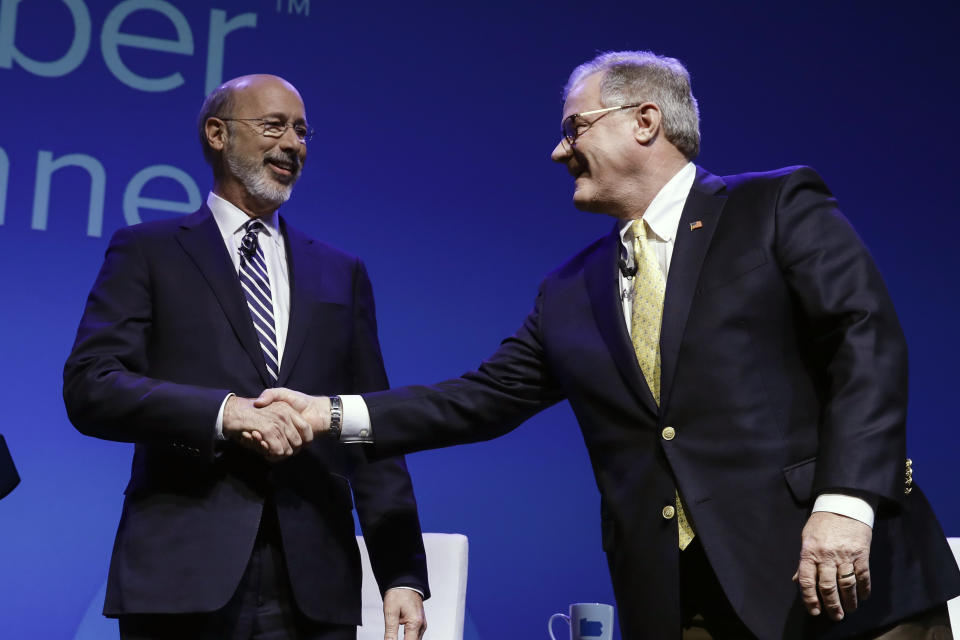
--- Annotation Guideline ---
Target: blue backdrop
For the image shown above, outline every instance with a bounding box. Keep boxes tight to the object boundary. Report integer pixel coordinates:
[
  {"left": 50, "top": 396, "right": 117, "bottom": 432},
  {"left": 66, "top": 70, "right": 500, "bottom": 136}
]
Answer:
[{"left": 1, "top": 1, "right": 957, "bottom": 638}]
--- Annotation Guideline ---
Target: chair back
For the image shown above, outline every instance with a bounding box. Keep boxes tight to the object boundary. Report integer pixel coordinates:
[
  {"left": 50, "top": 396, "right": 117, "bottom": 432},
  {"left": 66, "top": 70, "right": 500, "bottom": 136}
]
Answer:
[
  {"left": 948, "top": 538, "right": 960, "bottom": 631},
  {"left": 357, "top": 533, "right": 469, "bottom": 640}
]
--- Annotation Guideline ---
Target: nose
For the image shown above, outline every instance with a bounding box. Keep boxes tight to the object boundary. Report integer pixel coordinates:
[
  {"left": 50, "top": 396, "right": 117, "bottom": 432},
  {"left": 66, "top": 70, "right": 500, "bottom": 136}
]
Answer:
[
  {"left": 277, "top": 126, "right": 306, "bottom": 161},
  {"left": 278, "top": 125, "right": 303, "bottom": 150},
  {"left": 551, "top": 137, "right": 572, "bottom": 163}
]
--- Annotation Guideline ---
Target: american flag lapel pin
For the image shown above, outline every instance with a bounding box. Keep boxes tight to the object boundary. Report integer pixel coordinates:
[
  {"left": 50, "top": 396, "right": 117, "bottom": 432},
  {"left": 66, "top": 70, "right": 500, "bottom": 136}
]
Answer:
[{"left": 689, "top": 220, "right": 703, "bottom": 231}]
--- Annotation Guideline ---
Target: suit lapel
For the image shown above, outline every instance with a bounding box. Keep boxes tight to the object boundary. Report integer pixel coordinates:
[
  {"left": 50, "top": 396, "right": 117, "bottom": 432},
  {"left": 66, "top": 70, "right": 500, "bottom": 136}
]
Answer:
[
  {"left": 176, "top": 206, "right": 273, "bottom": 387},
  {"left": 659, "top": 168, "right": 727, "bottom": 410},
  {"left": 585, "top": 227, "right": 659, "bottom": 415},
  {"left": 276, "top": 219, "right": 316, "bottom": 386}
]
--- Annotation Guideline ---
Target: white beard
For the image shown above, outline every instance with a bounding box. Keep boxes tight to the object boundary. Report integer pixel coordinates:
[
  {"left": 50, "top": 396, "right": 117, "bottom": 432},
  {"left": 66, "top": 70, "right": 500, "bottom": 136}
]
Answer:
[{"left": 224, "top": 143, "right": 300, "bottom": 207}]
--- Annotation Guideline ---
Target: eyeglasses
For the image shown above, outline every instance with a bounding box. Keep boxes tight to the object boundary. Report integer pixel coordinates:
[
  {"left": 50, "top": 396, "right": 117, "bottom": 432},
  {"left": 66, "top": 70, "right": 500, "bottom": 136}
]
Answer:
[
  {"left": 561, "top": 103, "right": 642, "bottom": 146},
  {"left": 217, "top": 117, "right": 315, "bottom": 143}
]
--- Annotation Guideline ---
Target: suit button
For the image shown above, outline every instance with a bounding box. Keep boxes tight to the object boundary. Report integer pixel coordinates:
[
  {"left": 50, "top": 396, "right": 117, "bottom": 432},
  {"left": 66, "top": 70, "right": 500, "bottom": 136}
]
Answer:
[
  {"left": 662, "top": 426, "right": 676, "bottom": 441},
  {"left": 662, "top": 505, "right": 676, "bottom": 519}
]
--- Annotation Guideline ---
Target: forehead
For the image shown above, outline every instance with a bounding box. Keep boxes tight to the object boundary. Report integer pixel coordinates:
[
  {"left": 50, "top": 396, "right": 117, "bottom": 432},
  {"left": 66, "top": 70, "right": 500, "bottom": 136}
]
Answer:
[
  {"left": 233, "top": 80, "right": 306, "bottom": 120},
  {"left": 562, "top": 71, "right": 604, "bottom": 119}
]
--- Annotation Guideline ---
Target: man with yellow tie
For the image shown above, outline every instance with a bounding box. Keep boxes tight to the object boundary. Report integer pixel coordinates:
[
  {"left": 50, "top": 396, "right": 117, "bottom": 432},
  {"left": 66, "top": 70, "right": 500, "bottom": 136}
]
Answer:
[{"left": 258, "top": 51, "right": 959, "bottom": 638}]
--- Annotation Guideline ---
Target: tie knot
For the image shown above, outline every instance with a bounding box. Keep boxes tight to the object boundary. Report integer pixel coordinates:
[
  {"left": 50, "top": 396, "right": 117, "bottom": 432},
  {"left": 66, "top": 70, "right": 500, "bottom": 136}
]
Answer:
[
  {"left": 240, "top": 219, "right": 265, "bottom": 259},
  {"left": 631, "top": 218, "right": 650, "bottom": 242}
]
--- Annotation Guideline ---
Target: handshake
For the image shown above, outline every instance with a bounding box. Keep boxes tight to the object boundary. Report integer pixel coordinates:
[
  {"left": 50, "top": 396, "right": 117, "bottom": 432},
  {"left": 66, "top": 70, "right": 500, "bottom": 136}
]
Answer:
[{"left": 222, "top": 388, "right": 335, "bottom": 459}]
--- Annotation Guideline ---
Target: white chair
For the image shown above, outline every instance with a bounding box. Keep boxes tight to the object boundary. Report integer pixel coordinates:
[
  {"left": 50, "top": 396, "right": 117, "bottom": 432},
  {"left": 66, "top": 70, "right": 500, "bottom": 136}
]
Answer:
[
  {"left": 357, "top": 533, "right": 469, "bottom": 640},
  {"left": 948, "top": 538, "right": 960, "bottom": 630}
]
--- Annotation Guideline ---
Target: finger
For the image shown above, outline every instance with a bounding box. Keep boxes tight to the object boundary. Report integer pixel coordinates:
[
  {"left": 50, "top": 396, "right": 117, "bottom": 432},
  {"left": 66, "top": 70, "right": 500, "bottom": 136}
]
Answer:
[
  {"left": 383, "top": 603, "right": 400, "bottom": 640},
  {"left": 281, "top": 419, "right": 303, "bottom": 450},
  {"left": 837, "top": 563, "right": 858, "bottom": 614},
  {"left": 403, "top": 617, "right": 424, "bottom": 640},
  {"left": 407, "top": 610, "right": 427, "bottom": 640},
  {"left": 854, "top": 557, "right": 872, "bottom": 603},
  {"left": 274, "top": 407, "right": 304, "bottom": 450},
  {"left": 291, "top": 409, "right": 313, "bottom": 444},
  {"left": 817, "top": 561, "right": 844, "bottom": 621},
  {"left": 398, "top": 602, "right": 425, "bottom": 640},
  {"left": 796, "top": 558, "right": 821, "bottom": 616},
  {"left": 237, "top": 432, "right": 262, "bottom": 452},
  {"left": 289, "top": 404, "right": 313, "bottom": 442},
  {"left": 261, "top": 426, "right": 288, "bottom": 457}
]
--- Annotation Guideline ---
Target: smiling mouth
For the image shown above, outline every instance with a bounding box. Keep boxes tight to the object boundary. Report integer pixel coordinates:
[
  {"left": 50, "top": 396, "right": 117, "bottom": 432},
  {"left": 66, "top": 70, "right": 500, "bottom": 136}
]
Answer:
[
  {"left": 268, "top": 160, "right": 294, "bottom": 175},
  {"left": 266, "top": 157, "right": 299, "bottom": 179}
]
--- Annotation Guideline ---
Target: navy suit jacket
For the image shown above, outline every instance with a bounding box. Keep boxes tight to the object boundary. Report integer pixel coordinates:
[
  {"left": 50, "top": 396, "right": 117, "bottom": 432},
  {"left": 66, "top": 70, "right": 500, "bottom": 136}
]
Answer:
[
  {"left": 363, "top": 167, "right": 960, "bottom": 638},
  {"left": 64, "top": 206, "right": 428, "bottom": 624},
  {"left": 0, "top": 434, "right": 18, "bottom": 499}
]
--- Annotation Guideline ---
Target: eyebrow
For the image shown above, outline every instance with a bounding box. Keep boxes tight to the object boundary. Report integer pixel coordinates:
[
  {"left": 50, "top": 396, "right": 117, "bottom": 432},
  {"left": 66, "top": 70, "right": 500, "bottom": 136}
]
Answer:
[{"left": 261, "top": 112, "right": 307, "bottom": 124}]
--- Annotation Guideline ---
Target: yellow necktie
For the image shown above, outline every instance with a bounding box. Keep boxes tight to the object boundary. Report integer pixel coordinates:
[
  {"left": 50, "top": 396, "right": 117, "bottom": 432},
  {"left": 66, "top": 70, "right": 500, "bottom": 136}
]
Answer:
[{"left": 629, "top": 219, "right": 695, "bottom": 550}]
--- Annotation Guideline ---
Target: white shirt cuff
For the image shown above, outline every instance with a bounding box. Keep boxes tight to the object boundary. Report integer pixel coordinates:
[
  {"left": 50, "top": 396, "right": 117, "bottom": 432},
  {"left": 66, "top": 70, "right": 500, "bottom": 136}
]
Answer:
[
  {"left": 340, "top": 395, "right": 373, "bottom": 442},
  {"left": 215, "top": 393, "right": 234, "bottom": 441},
  {"left": 388, "top": 586, "right": 425, "bottom": 598},
  {"left": 812, "top": 493, "right": 875, "bottom": 528}
]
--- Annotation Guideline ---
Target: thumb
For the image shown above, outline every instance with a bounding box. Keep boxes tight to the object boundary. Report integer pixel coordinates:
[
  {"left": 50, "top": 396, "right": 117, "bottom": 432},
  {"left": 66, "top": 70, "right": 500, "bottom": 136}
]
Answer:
[{"left": 254, "top": 388, "right": 280, "bottom": 407}]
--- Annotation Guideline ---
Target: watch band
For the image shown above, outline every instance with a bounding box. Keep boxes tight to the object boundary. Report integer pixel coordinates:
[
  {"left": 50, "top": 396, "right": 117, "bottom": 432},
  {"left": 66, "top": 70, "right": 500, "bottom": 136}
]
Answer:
[{"left": 328, "top": 395, "right": 343, "bottom": 439}]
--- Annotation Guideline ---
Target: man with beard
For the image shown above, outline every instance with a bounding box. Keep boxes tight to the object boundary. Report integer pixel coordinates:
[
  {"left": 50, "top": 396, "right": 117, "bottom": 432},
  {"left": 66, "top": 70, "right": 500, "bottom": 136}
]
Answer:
[
  {"left": 63, "top": 75, "right": 429, "bottom": 640},
  {"left": 257, "top": 53, "right": 960, "bottom": 638}
]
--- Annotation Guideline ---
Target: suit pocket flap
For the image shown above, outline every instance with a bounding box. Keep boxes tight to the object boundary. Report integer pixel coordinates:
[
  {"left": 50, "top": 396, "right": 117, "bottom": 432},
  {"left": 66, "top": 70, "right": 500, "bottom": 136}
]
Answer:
[{"left": 783, "top": 456, "right": 817, "bottom": 504}]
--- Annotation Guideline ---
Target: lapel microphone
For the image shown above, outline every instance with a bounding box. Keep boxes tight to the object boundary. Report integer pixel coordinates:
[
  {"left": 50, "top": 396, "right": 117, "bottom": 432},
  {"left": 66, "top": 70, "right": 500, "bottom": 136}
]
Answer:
[{"left": 618, "top": 257, "right": 638, "bottom": 278}]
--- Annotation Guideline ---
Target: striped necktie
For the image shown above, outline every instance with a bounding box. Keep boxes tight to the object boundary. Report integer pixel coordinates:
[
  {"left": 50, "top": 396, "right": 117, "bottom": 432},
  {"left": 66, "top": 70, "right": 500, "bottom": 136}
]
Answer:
[
  {"left": 238, "top": 220, "right": 279, "bottom": 383},
  {"left": 629, "top": 219, "right": 695, "bottom": 550}
]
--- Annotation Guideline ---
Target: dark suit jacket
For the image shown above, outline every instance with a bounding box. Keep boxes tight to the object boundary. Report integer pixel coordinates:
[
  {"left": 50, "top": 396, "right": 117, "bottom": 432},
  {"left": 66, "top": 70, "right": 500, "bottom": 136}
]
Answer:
[
  {"left": 63, "top": 206, "right": 428, "bottom": 624},
  {"left": 0, "top": 434, "right": 19, "bottom": 499},
  {"left": 363, "top": 167, "right": 959, "bottom": 638}
]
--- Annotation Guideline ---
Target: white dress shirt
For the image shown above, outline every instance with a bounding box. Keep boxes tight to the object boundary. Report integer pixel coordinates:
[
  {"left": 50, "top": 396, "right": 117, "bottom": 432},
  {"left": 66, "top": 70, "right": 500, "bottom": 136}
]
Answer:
[
  {"left": 341, "top": 164, "right": 873, "bottom": 527},
  {"left": 207, "top": 191, "right": 291, "bottom": 439}
]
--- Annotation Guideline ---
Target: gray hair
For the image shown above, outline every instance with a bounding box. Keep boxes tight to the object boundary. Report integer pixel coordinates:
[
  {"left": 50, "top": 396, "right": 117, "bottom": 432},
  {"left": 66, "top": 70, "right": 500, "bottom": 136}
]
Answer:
[
  {"left": 197, "top": 82, "right": 236, "bottom": 166},
  {"left": 564, "top": 51, "right": 700, "bottom": 159}
]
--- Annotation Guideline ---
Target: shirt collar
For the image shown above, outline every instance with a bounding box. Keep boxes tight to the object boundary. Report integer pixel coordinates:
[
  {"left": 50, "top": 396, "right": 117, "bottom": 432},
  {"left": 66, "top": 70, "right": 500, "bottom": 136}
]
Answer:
[
  {"left": 207, "top": 191, "right": 280, "bottom": 239},
  {"left": 618, "top": 161, "right": 696, "bottom": 245}
]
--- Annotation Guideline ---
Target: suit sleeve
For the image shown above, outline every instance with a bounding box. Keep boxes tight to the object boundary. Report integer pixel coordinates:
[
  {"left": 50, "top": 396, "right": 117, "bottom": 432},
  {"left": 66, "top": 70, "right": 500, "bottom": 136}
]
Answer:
[
  {"left": 345, "top": 259, "right": 430, "bottom": 598},
  {"left": 774, "top": 167, "right": 908, "bottom": 507},
  {"left": 63, "top": 226, "right": 229, "bottom": 460},
  {"left": 362, "top": 283, "right": 565, "bottom": 458}
]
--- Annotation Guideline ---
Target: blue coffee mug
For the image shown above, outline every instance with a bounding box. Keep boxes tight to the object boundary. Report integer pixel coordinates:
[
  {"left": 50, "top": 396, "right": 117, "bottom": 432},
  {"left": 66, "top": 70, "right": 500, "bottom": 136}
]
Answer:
[{"left": 549, "top": 602, "right": 614, "bottom": 640}]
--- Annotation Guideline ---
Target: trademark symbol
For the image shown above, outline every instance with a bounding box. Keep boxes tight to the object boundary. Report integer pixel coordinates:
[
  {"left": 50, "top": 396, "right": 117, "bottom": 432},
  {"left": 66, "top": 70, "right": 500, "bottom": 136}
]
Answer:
[{"left": 276, "top": 0, "right": 310, "bottom": 16}]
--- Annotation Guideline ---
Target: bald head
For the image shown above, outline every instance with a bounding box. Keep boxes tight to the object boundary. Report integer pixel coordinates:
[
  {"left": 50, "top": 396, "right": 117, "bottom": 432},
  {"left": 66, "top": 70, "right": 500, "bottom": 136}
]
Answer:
[{"left": 197, "top": 74, "right": 305, "bottom": 166}]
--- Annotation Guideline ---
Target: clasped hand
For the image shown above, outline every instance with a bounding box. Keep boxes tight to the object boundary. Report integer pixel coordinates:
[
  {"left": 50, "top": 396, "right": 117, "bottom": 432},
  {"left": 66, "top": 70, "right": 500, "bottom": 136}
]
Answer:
[{"left": 222, "top": 390, "right": 331, "bottom": 460}]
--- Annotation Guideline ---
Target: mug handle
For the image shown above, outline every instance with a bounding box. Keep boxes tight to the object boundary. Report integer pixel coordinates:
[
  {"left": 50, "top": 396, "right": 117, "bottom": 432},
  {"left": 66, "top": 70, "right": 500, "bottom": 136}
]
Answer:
[{"left": 548, "top": 613, "right": 571, "bottom": 640}]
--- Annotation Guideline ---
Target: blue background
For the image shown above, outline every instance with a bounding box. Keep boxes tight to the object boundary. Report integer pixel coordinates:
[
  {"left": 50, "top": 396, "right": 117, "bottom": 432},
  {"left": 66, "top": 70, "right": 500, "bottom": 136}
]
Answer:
[{"left": 0, "top": 1, "right": 957, "bottom": 638}]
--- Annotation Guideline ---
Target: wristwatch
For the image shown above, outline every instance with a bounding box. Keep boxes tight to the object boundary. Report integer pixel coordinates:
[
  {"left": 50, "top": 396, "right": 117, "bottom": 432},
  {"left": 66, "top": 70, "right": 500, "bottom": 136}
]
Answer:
[{"left": 328, "top": 395, "right": 343, "bottom": 439}]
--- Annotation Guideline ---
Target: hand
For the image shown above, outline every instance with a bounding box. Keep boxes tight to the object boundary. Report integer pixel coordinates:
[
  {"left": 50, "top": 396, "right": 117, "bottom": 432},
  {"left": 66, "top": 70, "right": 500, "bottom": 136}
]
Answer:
[
  {"left": 793, "top": 511, "right": 872, "bottom": 621},
  {"left": 255, "top": 388, "right": 331, "bottom": 435},
  {"left": 382, "top": 588, "right": 426, "bottom": 640},
  {"left": 222, "top": 396, "right": 313, "bottom": 460}
]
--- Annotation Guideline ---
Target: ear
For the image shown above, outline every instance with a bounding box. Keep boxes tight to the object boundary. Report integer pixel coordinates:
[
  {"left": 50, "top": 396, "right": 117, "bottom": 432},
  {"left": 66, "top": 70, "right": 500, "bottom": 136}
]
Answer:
[
  {"left": 205, "top": 117, "right": 228, "bottom": 153},
  {"left": 633, "top": 102, "right": 662, "bottom": 145}
]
